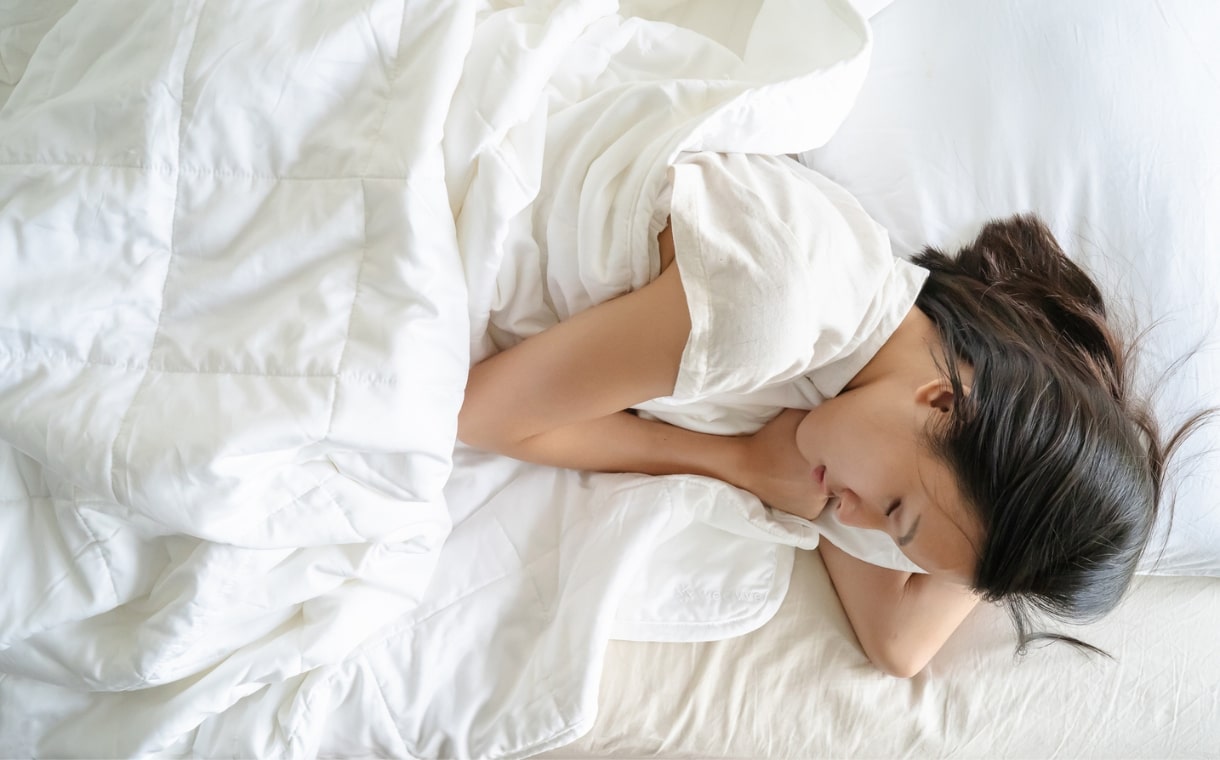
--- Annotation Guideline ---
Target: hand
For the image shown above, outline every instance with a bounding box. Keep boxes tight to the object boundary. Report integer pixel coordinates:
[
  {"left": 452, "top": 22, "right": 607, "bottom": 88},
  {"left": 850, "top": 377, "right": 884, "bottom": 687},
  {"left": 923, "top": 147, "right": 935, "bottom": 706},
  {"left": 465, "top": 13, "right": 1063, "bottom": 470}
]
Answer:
[{"left": 739, "top": 408, "right": 828, "bottom": 520}]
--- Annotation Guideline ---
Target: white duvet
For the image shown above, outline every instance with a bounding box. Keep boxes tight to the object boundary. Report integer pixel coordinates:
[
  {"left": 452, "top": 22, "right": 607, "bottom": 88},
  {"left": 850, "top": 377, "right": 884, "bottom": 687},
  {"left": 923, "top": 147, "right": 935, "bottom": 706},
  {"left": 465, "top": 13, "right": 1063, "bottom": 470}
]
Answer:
[{"left": 0, "top": 0, "right": 898, "bottom": 756}]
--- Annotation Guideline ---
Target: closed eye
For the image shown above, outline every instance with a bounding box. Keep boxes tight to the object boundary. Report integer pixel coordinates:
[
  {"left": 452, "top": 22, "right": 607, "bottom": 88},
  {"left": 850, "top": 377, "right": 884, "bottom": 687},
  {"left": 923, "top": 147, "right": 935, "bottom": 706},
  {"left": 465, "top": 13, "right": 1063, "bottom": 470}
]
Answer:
[
  {"left": 897, "top": 515, "right": 921, "bottom": 547},
  {"left": 886, "top": 500, "right": 920, "bottom": 548}
]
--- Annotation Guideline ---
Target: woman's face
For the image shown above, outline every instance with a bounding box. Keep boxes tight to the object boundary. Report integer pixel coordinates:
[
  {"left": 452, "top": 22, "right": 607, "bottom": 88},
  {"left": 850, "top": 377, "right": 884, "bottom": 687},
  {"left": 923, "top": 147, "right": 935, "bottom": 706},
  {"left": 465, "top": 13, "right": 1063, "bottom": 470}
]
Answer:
[{"left": 794, "top": 376, "right": 983, "bottom": 585}]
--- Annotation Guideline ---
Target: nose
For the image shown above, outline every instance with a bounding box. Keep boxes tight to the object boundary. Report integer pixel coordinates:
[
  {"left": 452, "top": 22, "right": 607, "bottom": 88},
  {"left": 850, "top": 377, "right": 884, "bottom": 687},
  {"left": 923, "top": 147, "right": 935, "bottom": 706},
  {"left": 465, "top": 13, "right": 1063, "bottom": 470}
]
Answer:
[{"left": 834, "top": 490, "right": 884, "bottom": 531}]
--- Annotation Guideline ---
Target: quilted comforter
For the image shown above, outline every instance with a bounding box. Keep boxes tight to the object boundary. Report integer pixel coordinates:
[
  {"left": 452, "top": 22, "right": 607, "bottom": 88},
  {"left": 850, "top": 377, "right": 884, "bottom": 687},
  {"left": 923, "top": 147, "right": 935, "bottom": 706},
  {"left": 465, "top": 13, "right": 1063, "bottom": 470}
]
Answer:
[{"left": 0, "top": 0, "right": 879, "bottom": 755}]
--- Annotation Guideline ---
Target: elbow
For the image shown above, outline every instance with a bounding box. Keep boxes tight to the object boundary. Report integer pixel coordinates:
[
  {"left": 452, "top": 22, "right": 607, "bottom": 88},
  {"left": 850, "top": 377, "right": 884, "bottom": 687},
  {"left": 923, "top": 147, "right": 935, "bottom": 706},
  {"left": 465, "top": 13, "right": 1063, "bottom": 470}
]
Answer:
[
  {"left": 455, "top": 400, "right": 480, "bottom": 447},
  {"left": 873, "top": 655, "right": 926, "bottom": 680},
  {"left": 865, "top": 639, "right": 933, "bottom": 679},
  {"left": 456, "top": 390, "right": 521, "bottom": 454},
  {"left": 456, "top": 399, "right": 498, "bottom": 452},
  {"left": 457, "top": 366, "right": 497, "bottom": 450}
]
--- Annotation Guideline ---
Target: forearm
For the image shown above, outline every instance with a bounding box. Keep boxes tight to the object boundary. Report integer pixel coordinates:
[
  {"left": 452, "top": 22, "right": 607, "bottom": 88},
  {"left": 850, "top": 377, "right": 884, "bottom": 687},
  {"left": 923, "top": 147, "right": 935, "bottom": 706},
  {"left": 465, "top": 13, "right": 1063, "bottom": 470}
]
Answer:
[
  {"left": 819, "top": 539, "right": 978, "bottom": 678},
  {"left": 455, "top": 251, "right": 815, "bottom": 512},
  {"left": 467, "top": 408, "right": 753, "bottom": 490}
]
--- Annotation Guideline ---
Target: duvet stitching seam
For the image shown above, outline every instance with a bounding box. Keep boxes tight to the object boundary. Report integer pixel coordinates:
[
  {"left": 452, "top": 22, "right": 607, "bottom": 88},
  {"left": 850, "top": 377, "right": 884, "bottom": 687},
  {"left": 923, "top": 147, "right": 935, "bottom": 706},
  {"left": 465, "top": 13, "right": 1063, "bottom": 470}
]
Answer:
[
  {"left": 361, "top": 652, "right": 414, "bottom": 757},
  {"left": 281, "top": 667, "right": 339, "bottom": 759},
  {"left": 316, "top": 0, "right": 400, "bottom": 446},
  {"left": 0, "top": 160, "right": 412, "bottom": 181},
  {"left": 72, "top": 505, "right": 120, "bottom": 607},
  {"left": 0, "top": 350, "right": 396, "bottom": 382},
  {"left": 107, "top": 0, "right": 207, "bottom": 506},
  {"left": 314, "top": 477, "right": 362, "bottom": 541},
  {"left": 322, "top": 183, "right": 371, "bottom": 446},
  {"left": 357, "top": 5, "right": 400, "bottom": 180},
  {"left": 260, "top": 469, "right": 337, "bottom": 523},
  {"left": 0, "top": 160, "right": 151, "bottom": 171}
]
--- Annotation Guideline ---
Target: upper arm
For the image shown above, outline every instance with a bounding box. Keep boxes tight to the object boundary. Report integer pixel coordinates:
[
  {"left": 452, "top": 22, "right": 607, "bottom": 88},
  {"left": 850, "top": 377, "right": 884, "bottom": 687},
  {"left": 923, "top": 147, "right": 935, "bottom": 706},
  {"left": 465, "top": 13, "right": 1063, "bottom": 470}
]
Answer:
[
  {"left": 458, "top": 226, "right": 690, "bottom": 449},
  {"left": 818, "top": 539, "right": 979, "bottom": 678}
]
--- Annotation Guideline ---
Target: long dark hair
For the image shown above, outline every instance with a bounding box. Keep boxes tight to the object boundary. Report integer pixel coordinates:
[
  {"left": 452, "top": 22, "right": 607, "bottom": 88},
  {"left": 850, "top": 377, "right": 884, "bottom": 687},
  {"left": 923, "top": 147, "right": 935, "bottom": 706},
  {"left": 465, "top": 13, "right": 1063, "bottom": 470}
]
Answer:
[{"left": 912, "top": 214, "right": 1206, "bottom": 656}]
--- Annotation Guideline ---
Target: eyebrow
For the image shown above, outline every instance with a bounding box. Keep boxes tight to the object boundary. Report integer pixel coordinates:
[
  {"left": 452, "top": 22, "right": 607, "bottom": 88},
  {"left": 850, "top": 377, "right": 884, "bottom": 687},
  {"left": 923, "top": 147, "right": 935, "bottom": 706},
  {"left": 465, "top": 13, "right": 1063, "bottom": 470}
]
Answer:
[{"left": 897, "top": 515, "right": 922, "bottom": 547}]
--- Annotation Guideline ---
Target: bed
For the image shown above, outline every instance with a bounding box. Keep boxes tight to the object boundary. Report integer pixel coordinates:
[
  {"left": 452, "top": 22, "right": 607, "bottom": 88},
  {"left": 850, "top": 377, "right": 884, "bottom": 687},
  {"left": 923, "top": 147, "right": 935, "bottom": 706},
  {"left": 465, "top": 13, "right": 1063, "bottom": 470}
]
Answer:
[{"left": 1, "top": 0, "right": 1217, "bottom": 758}]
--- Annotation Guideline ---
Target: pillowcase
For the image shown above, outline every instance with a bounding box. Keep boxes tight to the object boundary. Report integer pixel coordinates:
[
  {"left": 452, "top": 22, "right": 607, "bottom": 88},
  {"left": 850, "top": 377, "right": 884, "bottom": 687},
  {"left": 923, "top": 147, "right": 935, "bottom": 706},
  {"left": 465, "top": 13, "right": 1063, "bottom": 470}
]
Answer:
[{"left": 803, "top": 0, "right": 1220, "bottom": 576}]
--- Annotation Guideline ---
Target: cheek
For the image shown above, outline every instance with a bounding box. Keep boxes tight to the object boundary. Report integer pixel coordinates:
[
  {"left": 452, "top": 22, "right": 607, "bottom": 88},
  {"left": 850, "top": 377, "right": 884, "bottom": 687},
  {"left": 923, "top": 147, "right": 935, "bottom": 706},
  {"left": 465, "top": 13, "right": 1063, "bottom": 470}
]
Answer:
[
  {"left": 795, "top": 403, "right": 840, "bottom": 456},
  {"left": 798, "top": 405, "right": 868, "bottom": 473},
  {"left": 794, "top": 411, "right": 817, "bottom": 460},
  {"left": 798, "top": 397, "right": 840, "bottom": 434}
]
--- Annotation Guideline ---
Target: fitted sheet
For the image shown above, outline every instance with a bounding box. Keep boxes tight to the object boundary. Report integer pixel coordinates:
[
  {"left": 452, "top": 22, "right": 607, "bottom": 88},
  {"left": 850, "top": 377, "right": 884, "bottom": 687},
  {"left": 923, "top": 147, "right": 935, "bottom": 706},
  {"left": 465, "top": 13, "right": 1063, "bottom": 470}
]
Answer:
[{"left": 551, "top": 551, "right": 1220, "bottom": 758}]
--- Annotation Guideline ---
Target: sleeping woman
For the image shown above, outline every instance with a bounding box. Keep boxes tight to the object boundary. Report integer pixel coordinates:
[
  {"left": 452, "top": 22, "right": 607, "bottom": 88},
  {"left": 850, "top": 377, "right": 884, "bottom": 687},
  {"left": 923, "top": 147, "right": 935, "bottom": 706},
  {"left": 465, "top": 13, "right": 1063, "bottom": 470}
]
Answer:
[{"left": 457, "top": 152, "right": 1182, "bottom": 678}]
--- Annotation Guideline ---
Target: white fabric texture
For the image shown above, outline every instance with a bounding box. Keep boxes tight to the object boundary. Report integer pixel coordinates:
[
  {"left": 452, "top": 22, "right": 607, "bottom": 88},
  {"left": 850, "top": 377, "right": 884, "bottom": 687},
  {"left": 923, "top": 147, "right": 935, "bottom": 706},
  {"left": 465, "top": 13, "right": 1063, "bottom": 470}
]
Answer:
[
  {"left": 551, "top": 551, "right": 1220, "bottom": 758},
  {"left": 0, "top": 1, "right": 916, "bottom": 757},
  {"left": 662, "top": 152, "right": 928, "bottom": 402}
]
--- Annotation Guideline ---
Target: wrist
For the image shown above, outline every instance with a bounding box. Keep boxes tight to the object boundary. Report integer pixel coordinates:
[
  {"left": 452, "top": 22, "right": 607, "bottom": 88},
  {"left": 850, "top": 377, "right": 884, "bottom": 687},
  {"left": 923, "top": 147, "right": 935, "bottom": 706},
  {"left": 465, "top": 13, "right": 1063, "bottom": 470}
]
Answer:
[{"left": 724, "top": 434, "right": 759, "bottom": 495}]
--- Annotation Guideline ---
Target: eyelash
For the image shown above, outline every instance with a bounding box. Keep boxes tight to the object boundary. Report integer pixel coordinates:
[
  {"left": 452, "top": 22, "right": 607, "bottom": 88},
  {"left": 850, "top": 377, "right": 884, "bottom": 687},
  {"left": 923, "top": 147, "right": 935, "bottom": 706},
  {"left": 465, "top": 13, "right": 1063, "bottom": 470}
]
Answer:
[{"left": 885, "top": 500, "right": 901, "bottom": 517}]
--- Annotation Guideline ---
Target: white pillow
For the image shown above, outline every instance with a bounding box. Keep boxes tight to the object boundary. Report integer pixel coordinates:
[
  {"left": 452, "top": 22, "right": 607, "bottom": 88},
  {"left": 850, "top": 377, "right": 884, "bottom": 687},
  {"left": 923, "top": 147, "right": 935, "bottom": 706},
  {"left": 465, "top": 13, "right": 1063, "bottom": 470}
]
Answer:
[{"left": 803, "top": 0, "right": 1220, "bottom": 576}]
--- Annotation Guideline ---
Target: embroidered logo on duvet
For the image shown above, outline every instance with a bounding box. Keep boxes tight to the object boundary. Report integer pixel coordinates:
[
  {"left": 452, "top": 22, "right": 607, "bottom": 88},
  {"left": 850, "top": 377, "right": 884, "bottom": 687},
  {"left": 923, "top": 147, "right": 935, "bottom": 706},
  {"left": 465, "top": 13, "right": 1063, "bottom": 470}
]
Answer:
[{"left": 673, "top": 585, "right": 766, "bottom": 603}]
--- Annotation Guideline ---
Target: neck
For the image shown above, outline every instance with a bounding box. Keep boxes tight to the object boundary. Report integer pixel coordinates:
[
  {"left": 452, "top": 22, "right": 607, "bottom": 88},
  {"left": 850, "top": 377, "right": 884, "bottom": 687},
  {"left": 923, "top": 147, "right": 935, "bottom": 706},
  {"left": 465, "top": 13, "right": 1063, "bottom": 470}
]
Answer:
[{"left": 844, "top": 305, "right": 946, "bottom": 392}]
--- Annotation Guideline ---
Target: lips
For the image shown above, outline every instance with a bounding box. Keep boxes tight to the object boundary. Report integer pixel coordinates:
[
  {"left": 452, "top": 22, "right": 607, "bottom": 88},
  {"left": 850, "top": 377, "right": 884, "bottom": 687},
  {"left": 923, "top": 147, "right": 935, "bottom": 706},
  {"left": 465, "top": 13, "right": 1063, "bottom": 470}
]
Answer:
[
  {"left": 814, "top": 466, "right": 841, "bottom": 512},
  {"left": 813, "top": 465, "right": 827, "bottom": 493}
]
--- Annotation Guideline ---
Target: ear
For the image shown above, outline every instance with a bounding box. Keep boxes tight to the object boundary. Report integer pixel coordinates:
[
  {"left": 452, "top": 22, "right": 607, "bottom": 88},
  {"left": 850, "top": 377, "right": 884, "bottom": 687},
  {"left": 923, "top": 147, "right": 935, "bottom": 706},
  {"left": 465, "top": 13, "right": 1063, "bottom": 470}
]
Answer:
[{"left": 914, "top": 378, "right": 963, "bottom": 414}]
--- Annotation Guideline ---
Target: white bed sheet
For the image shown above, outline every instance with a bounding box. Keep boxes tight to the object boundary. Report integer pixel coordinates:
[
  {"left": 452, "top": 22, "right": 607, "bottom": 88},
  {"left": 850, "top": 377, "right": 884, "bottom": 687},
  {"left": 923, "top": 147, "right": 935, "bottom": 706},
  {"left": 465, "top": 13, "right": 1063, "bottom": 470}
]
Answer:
[{"left": 551, "top": 551, "right": 1220, "bottom": 758}]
